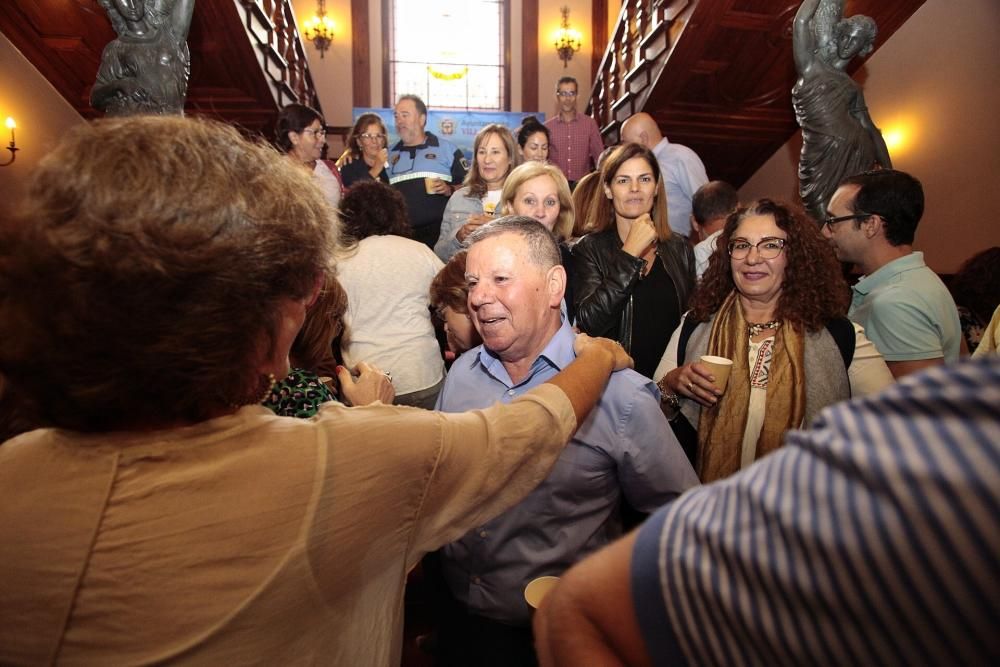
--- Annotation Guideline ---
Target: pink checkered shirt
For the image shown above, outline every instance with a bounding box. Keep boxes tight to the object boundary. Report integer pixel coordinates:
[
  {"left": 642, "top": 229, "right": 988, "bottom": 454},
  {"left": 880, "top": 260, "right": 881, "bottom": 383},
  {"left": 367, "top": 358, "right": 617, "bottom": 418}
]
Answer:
[{"left": 545, "top": 112, "right": 605, "bottom": 182}]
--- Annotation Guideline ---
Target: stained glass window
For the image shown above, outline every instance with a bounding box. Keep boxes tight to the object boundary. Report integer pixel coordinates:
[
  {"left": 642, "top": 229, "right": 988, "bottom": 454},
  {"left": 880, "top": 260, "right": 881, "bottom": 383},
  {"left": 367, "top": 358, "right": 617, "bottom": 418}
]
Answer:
[{"left": 387, "top": 0, "right": 506, "bottom": 110}]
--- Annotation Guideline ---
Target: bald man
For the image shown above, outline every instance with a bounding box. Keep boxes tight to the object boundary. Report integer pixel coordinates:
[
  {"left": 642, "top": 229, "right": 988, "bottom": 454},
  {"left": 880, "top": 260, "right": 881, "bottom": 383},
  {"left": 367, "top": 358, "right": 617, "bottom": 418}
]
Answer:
[{"left": 620, "top": 113, "right": 708, "bottom": 237}]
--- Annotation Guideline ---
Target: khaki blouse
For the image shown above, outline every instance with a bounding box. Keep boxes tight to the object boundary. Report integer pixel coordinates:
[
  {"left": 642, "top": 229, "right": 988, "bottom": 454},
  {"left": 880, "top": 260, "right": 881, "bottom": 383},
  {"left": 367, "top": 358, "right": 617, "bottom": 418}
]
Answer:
[{"left": 0, "top": 386, "right": 575, "bottom": 665}]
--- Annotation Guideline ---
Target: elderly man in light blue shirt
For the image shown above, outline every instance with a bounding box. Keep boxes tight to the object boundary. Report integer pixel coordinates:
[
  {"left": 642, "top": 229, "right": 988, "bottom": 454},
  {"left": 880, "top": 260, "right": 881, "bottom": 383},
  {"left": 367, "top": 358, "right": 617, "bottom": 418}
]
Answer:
[{"left": 433, "top": 215, "right": 697, "bottom": 666}]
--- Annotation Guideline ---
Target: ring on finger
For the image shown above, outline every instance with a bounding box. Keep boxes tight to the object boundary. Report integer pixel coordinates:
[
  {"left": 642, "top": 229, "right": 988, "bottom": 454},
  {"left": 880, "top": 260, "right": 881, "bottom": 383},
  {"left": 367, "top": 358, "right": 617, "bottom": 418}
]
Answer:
[
  {"left": 383, "top": 371, "right": 393, "bottom": 382},
  {"left": 688, "top": 381, "right": 695, "bottom": 393}
]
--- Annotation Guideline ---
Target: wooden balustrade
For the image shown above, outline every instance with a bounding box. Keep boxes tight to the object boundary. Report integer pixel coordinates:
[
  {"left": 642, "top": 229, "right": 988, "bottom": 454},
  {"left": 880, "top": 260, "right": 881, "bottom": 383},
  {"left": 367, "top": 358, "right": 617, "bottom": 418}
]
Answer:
[
  {"left": 238, "top": 0, "right": 323, "bottom": 114},
  {"left": 587, "top": 0, "right": 691, "bottom": 143}
]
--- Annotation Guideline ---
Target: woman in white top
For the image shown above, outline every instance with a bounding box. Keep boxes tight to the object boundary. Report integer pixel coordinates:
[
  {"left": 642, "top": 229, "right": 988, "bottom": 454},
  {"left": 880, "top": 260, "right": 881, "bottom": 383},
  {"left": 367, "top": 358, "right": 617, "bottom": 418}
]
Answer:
[
  {"left": 338, "top": 181, "right": 446, "bottom": 408},
  {"left": 434, "top": 124, "right": 517, "bottom": 262},
  {"left": 654, "top": 199, "right": 892, "bottom": 482},
  {"left": 275, "top": 103, "right": 343, "bottom": 210}
]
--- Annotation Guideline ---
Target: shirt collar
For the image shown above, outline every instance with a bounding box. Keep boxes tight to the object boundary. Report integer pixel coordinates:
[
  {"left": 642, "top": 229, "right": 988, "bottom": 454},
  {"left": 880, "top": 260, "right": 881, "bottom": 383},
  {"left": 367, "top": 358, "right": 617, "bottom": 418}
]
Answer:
[
  {"left": 553, "top": 112, "right": 581, "bottom": 124},
  {"left": 853, "top": 251, "right": 926, "bottom": 296},
  {"left": 391, "top": 131, "right": 441, "bottom": 151},
  {"left": 473, "top": 315, "right": 574, "bottom": 387}
]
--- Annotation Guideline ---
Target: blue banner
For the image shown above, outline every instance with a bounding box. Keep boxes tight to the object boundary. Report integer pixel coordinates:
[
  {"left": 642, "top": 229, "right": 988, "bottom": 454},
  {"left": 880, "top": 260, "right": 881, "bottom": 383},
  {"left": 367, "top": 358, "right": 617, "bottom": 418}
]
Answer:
[{"left": 352, "top": 107, "right": 546, "bottom": 159}]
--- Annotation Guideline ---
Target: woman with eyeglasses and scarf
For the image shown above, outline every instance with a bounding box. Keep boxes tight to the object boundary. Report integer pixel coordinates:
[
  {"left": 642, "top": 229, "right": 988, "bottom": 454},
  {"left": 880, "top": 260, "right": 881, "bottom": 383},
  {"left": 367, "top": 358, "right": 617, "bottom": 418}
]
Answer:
[{"left": 653, "top": 199, "right": 892, "bottom": 482}]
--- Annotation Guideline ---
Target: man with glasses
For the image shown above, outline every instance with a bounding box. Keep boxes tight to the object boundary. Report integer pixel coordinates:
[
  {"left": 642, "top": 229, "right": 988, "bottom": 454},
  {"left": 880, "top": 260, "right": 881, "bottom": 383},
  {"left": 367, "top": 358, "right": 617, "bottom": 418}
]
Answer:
[
  {"left": 824, "top": 169, "right": 961, "bottom": 378},
  {"left": 544, "top": 77, "right": 605, "bottom": 189},
  {"left": 389, "top": 94, "right": 467, "bottom": 249}
]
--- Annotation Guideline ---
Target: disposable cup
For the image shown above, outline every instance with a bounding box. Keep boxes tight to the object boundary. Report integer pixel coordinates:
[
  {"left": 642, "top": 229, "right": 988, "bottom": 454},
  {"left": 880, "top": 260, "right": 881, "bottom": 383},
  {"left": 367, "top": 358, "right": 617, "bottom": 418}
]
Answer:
[
  {"left": 424, "top": 177, "right": 439, "bottom": 194},
  {"left": 524, "top": 576, "right": 560, "bottom": 610},
  {"left": 700, "top": 355, "right": 734, "bottom": 392}
]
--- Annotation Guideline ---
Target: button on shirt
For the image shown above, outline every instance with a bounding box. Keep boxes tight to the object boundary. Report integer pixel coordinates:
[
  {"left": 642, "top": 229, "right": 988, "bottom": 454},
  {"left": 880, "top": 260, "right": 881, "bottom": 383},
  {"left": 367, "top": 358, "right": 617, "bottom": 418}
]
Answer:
[
  {"left": 436, "top": 318, "right": 698, "bottom": 625},
  {"left": 545, "top": 112, "right": 605, "bottom": 182},
  {"left": 651, "top": 137, "right": 709, "bottom": 237},
  {"left": 849, "top": 251, "right": 961, "bottom": 363}
]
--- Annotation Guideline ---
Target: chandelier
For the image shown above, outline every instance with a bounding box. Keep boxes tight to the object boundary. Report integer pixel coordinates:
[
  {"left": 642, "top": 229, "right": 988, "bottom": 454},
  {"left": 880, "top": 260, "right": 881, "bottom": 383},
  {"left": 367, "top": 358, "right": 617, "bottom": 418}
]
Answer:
[
  {"left": 554, "top": 6, "right": 582, "bottom": 68},
  {"left": 303, "top": 0, "right": 335, "bottom": 58}
]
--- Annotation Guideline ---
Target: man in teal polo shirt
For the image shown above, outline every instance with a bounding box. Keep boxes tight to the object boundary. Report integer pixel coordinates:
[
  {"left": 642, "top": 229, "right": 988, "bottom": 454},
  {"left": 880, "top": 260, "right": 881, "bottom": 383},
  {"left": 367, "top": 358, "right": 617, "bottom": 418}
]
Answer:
[{"left": 823, "top": 169, "right": 960, "bottom": 378}]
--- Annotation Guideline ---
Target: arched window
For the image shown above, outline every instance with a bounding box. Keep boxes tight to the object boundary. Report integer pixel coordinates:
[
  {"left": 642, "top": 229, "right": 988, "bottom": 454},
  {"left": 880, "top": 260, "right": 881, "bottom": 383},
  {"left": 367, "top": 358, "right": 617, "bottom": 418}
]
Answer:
[{"left": 385, "top": 0, "right": 508, "bottom": 110}]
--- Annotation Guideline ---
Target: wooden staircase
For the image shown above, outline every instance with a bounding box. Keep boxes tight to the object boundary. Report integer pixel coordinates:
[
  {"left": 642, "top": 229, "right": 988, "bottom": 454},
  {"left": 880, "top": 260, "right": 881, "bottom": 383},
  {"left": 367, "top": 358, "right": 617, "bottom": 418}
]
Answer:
[
  {"left": 587, "top": 0, "right": 926, "bottom": 187},
  {"left": 0, "top": 0, "right": 322, "bottom": 134}
]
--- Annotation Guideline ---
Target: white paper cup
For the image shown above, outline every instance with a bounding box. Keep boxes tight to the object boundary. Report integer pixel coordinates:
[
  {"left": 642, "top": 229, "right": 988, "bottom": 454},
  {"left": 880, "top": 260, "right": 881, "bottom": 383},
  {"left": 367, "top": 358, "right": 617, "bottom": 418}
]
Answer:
[
  {"left": 700, "top": 355, "right": 734, "bottom": 392},
  {"left": 524, "top": 576, "right": 560, "bottom": 610}
]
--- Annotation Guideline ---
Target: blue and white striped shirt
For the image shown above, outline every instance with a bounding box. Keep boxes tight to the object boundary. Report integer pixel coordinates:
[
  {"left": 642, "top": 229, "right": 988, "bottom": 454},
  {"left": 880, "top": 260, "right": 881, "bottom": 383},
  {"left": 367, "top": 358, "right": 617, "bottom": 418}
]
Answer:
[{"left": 632, "top": 357, "right": 1000, "bottom": 666}]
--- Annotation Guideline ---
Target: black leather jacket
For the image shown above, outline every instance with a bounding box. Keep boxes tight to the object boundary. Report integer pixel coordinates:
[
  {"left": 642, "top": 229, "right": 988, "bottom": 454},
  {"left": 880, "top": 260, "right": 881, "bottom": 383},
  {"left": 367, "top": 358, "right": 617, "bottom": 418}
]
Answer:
[{"left": 572, "top": 228, "right": 696, "bottom": 353}]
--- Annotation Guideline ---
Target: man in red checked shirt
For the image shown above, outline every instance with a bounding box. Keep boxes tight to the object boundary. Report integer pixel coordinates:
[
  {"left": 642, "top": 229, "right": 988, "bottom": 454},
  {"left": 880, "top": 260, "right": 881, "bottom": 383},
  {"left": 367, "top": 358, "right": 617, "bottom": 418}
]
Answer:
[{"left": 545, "top": 77, "right": 605, "bottom": 190}]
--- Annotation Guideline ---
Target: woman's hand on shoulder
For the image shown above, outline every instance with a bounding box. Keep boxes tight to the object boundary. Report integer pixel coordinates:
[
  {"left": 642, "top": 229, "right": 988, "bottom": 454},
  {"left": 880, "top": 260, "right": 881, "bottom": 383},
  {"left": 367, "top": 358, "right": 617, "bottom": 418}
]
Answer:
[
  {"left": 573, "top": 333, "right": 633, "bottom": 372},
  {"left": 664, "top": 363, "right": 720, "bottom": 408},
  {"left": 337, "top": 361, "right": 395, "bottom": 406}
]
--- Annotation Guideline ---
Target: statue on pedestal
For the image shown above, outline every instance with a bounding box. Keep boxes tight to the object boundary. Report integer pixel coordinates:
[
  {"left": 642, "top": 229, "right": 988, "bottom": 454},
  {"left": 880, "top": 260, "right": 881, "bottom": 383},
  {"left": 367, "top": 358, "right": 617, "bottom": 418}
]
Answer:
[
  {"left": 91, "top": 0, "right": 195, "bottom": 116},
  {"left": 792, "top": 0, "right": 892, "bottom": 220}
]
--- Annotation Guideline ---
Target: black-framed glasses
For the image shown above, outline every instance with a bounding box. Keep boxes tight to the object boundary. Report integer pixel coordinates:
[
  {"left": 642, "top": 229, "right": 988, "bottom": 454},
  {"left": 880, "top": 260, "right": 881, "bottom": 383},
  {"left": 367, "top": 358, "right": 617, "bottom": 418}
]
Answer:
[
  {"left": 728, "top": 237, "right": 788, "bottom": 260},
  {"left": 359, "top": 133, "right": 385, "bottom": 142},
  {"left": 556, "top": 91, "right": 578, "bottom": 98},
  {"left": 821, "top": 213, "right": 870, "bottom": 230}
]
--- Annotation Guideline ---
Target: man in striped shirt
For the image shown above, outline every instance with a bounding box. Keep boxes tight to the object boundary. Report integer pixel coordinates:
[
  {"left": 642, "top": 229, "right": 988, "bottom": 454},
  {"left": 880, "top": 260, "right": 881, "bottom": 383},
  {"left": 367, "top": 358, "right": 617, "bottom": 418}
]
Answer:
[{"left": 534, "top": 358, "right": 1000, "bottom": 666}]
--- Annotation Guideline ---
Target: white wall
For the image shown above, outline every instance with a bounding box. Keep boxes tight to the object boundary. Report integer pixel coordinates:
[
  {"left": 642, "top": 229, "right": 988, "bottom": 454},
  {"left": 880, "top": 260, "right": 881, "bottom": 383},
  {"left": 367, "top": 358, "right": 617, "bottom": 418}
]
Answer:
[
  {"left": 740, "top": 0, "right": 1000, "bottom": 273},
  {"left": 0, "top": 32, "right": 84, "bottom": 209},
  {"left": 537, "top": 0, "right": 593, "bottom": 118}
]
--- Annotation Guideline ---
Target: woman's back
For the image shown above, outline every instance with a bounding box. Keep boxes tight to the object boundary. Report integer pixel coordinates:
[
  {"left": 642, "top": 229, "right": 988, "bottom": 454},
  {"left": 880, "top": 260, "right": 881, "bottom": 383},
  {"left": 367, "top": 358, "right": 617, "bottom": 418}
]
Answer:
[
  {"left": 338, "top": 235, "right": 445, "bottom": 396},
  {"left": 0, "top": 395, "right": 575, "bottom": 665}
]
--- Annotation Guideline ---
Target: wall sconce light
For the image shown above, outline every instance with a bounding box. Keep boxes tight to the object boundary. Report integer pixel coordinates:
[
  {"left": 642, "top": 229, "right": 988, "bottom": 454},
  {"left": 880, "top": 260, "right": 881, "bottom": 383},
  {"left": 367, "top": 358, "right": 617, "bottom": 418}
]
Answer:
[
  {"left": 553, "top": 6, "right": 582, "bottom": 68},
  {"left": 303, "top": 0, "right": 335, "bottom": 59},
  {"left": 1, "top": 117, "right": 17, "bottom": 167}
]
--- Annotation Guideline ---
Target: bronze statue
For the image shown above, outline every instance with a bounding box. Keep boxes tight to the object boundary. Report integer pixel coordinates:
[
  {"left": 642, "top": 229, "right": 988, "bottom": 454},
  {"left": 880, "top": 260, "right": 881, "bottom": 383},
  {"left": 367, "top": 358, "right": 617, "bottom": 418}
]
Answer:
[
  {"left": 91, "top": 0, "right": 195, "bottom": 116},
  {"left": 792, "top": 0, "right": 891, "bottom": 220}
]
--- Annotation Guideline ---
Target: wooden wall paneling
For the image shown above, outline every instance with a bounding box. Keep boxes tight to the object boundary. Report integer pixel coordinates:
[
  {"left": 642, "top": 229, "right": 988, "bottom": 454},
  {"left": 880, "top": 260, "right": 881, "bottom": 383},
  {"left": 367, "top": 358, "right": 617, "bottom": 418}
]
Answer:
[
  {"left": 351, "top": 0, "right": 370, "bottom": 107},
  {"left": 521, "top": 0, "right": 538, "bottom": 112}
]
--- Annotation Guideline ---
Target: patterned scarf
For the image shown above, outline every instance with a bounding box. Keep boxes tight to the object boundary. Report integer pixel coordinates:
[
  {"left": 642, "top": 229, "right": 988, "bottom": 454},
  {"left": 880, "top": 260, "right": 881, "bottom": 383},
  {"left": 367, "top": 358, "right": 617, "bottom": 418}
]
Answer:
[{"left": 696, "top": 292, "right": 806, "bottom": 482}]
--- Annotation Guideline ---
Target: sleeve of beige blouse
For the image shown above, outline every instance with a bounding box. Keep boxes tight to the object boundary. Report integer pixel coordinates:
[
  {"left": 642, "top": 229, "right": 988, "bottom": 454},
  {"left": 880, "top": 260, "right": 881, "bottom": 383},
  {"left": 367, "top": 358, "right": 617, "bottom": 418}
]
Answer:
[
  {"left": 849, "top": 322, "right": 895, "bottom": 396},
  {"left": 405, "top": 383, "right": 576, "bottom": 566}
]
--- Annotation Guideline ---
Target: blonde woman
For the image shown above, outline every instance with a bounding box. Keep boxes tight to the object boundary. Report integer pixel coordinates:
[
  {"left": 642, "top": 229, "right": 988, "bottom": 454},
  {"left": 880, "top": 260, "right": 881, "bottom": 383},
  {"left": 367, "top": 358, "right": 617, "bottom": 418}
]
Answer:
[{"left": 499, "top": 161, "right": 578, "bottom": 321}]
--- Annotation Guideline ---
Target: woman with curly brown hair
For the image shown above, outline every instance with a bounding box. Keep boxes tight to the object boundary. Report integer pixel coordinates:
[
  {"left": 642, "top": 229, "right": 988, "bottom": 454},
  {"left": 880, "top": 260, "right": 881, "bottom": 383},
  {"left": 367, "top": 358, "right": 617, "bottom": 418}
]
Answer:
[
  {"left": 338, "top": 181, "right": 446, "bottom": 408},
  {"left": 653, "top": 199, "right": 892, "bottom": 482}
]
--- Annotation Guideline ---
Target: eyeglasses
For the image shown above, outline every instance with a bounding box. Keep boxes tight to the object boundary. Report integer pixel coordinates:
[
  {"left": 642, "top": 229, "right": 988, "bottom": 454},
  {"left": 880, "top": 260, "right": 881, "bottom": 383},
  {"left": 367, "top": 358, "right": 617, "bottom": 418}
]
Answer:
[
  {"left": 302, "top": 128, "right": 327, "bottom": 138},
  {"left": 821, "top": 213, "right": 871, "bottom": 230},
  {"left": 556, "top": 91, "right": 578, "bottom": 98},
  {"left": 728, "top": 237, "right": 788, "bottom": 260},
  {"left": 359, "top": 133, "right": 385, "bottom": 142}
]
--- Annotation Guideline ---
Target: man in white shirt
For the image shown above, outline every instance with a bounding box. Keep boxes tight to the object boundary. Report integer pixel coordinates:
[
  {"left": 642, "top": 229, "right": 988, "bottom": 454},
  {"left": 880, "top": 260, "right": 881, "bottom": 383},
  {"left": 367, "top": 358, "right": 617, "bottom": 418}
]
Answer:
[
  {"left": 620, "top": 112, "right": 708, "bottom": 237},
  {"left": 690, "top": 180, "right": 738, "bottom": 278}
]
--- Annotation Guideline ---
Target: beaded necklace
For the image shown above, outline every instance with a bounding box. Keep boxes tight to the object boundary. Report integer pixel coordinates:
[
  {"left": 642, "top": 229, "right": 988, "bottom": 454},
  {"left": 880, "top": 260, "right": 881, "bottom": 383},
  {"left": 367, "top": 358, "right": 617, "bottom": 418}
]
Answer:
[{"left": 747, "top": 320, "right": 781, "bottom": 338}]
